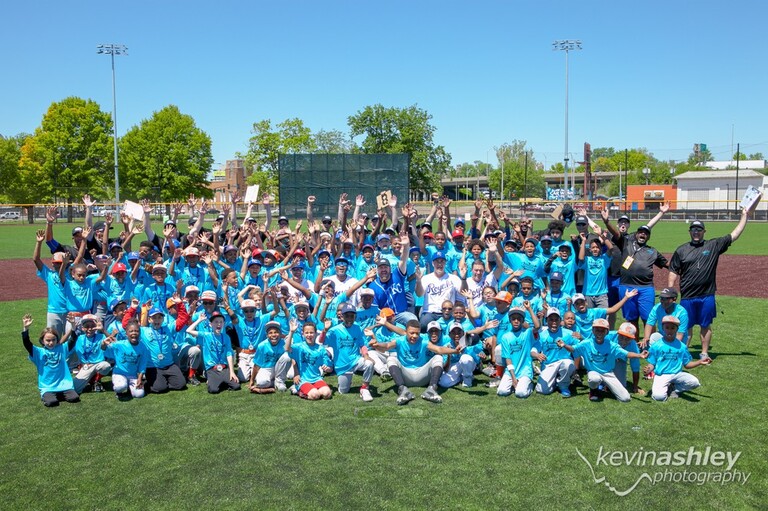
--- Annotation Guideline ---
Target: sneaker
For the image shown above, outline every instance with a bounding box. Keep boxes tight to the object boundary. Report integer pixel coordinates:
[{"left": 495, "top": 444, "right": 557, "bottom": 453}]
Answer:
[
  {"left": 699, "top": 352, "right": 709, "bottom": 360},
  {"left": 482, "top": 365, "right": 496, "bottom": 377},
  {"left": 668, "top": 390, "right": 679, "bottom": 399},
  {"left": 360, "top": 388, "right": 373, "bottom": 402},
  {"left": 461, "top": 378, "right": 473, "bottom": 388},
  {"left": 485, "top": 377, "right": 501, "bottom": 388},
  {"left": 188, "top": 376, "right": 201, "bottom": 386},
  {"left": 571, "top": 374, "right": 583, "bottom": 387},
  {"left": 560, "top": 387, "right": 572, "bottom": 398},
  {"left": 589, "top": 389, "right": 600, "bottom": 402},
  {"left": 597, "top": 383, "right": 605, "bottom": 392},
  {"left": 396, "top": 386, "right": 415, "bottom": 405},
  {"left": 289, "top": 384, "right": 299, "bottom": 395},
  {"left": 644, "top": 370, "right": 655, "bottom": 380},
  {"left": 421, "top": 386, "right": 442, "bottom": 403},
  {"left": 275, "top": 379, "right": 287, "bottom": 392},
  {"left": 380, "top": 371, "right": 392, "bottom": 382},
  {"left": 93, "top": 381, "right": 104, "bottom": 393}
]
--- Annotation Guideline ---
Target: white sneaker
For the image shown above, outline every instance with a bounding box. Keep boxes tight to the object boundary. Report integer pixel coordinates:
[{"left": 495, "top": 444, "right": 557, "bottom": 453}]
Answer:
[
  {"left": 360, "top": 388, "right": 373, "bottom": 402},
  {"left": 275, "top": 379, "right": 287, "bottom": 392},
  {"left": 699, "top": 352, "right": 709, "bottom": 360}
]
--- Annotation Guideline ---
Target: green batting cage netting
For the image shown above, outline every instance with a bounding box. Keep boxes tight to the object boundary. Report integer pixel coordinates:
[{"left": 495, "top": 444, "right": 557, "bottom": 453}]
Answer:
[{"left": 278, "top": 153, "right": 410, "bottom": 219}]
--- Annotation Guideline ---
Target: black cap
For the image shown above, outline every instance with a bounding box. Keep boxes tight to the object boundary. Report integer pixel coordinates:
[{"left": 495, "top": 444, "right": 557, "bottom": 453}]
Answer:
[
  {"left": 618, "top": 215, "right": 630, "bottom": 223},
  {"left": 575, "top": 215, "right": 588, "bottom": 225},
  {"left": 659, "top": 288, "right": 678, "bottom": 299},
  {"left": 689, "top": 220, "right": 705, "bottom": 230}
]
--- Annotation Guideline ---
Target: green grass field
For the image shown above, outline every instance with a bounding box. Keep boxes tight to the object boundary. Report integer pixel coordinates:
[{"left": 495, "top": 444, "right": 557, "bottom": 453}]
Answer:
[
  {"left": 1, "top": 296, "right": 766, "bottom": 510},
  {"left": 1, "top": 218, "right": 766, "bottom": 260}
]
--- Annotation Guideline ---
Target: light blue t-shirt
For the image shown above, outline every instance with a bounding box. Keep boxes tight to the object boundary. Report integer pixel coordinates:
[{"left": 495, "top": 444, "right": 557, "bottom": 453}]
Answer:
[
  {"left": 647, "top": 339, "right": 692, "bottom": 375},
  {"left": 573, "top": 308, "right": 608, "bottom": 340},
  {"left": 572, "top": 338, "right": 629, "bottom": 374},
  {"left": 500, "top": 327, "right": 535, "bottom": 380},
  {"left": 29, "top": 343, "right": 75, "bottom": 396},
  {"left": 394, "top": 335, "right": 431, "bottom": 369},
  {"left": 37, "top": 265, "right": 67, "bottom": 314},
  {"left": 198, "top": 331, "right": 235, "bottom": 370},
  {"left": 579, "top": 253, "right": 611, "bottom": 296},
  {"left": 104, "top": 340, "right": 149, "bottom": 377},
  {"left": 646, "top": 304, "right": 689, "bottom": 345},
  {"left": 325, "top": 323, "right": 365, "bottom": 374},
  {"left": 75, "top": 333, "right": 107, "bottom": 365},
  {"left": 253, "top": 338, "right": 285, "bottom": 369},
  {"left": 292, "top": 342, "right": 330, "bottom": 384},
  {"left": 140, "top": 325, "right": 175, "bottom": 368},
  {"left": 534, "top": 327, "right": 576, "bottom": 368}
]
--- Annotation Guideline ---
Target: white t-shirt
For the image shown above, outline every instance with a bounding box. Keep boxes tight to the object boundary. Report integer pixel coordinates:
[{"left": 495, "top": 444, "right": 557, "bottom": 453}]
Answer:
[{"left": 421, "top": 272, "right": 462, "bottom": 313}]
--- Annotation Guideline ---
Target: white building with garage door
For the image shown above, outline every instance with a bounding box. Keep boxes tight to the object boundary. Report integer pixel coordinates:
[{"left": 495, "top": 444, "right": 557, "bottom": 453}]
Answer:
[{"left": 674, "top": 170, "right": 767, "bottom": 211}]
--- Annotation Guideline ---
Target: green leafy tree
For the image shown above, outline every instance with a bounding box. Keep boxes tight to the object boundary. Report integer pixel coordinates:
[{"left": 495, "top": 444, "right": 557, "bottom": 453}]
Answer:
[
  {"left": 18, "top": 97, "right": 113, "bottom": 220},
  {"left": 0, "top": 133, "right": 29, "bottom": 203},
  {"left": 120, "top": 105, "right": 213, "bottom": 209},
  {"left": 241, "top": 118, "right": 316, "bottom": 198},
  {"left": 347, "top": 104, "right": 451, "bottom": 194},
  {"left": 487, "top": 141, "right": 545, "bottom": 200},
  {"left": 312, "top": 129, "right": 357, "bottom": 153},
  {"left": 748, "top": 152, "right": 764, "bottom": 160}
]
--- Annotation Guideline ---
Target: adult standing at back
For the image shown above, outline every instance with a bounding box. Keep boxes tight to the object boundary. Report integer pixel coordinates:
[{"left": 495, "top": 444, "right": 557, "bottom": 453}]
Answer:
[{"left": 667, "top": 200, "right": 759, "bottom": 359}]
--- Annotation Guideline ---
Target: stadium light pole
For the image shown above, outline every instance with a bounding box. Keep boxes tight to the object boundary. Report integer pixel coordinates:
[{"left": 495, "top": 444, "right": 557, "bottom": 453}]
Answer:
[
  {"left": 97, "top": 43, "right": 127, "bottom": 211},
  {"left": 553, "top": 39, "right": 581, "bottom": 196}
]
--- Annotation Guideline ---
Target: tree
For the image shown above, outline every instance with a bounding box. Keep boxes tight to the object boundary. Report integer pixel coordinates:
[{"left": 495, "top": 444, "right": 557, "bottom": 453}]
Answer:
[
  {"left": 241, "top": 118, "right": 316, "bottom": 198},
  {"left": 312, "top": 129, "right": 357, "bottom": 153},
  {"left": 120, "top": 105, "right": 213, "bottom": 208},
  {"left": 487, "top": 141, "right": 545, "bottom": 200},
  {"left": 347, "top": 104, "right": 451, "bottom": 194},
  {"left": 748, "top": 152, "right": 764, "bottom": 160},
  {"left": 18, "top": 97, "right": 113, "bottom": 220},
  {"left": 0, "top": 133, "right": 29, "bottom": 203}
]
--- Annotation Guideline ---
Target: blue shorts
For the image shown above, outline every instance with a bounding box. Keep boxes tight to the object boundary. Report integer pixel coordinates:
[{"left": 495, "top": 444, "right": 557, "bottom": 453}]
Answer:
[
  {"left": 607, "top": 276, "right": 621, "bottom": 307},
  {"left": 681, "top": 295, "right": 717, "bottom": 328},
  {"left": 619, "top": 285, "right": 655, "bottom": 322}
]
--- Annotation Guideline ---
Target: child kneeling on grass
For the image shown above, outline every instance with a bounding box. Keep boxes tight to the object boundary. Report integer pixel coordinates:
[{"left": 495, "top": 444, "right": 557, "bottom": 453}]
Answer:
[
  {"left": 22, "top": 314, "right": 79, "bottom": 407},
  {"left": 286, "top": 319, "right": 332, "bottom": 400},
  {"left": 248, "top": 320, "right": 291, "bottom": 394},
  {"left": 187, "top": 311, "right": 241, "bottom": 394},
  {"left": 101, "top": 320, "right": 149, "bottom": 400}
]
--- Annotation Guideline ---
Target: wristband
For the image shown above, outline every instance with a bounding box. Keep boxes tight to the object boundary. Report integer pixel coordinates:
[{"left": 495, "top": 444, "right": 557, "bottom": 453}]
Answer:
[{"left": 506, "top": 364, "right": 514, "bottom": 374}]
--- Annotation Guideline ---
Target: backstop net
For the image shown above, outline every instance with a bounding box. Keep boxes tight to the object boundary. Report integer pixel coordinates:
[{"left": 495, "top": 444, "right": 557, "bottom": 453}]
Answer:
[{"left": 278, "top": 153, "right": 410, "bottom": 219}]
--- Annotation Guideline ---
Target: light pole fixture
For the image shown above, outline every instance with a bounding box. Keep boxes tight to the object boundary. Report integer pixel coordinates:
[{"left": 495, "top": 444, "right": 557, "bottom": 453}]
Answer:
[
  {"left": 643, "top": 166, "right": 651, "bottom": 185},
  {"left": 553, "top": 39, "right": 582, "bottom": 196},
  {"left": 97, "top": 43, "right": 128, "bottom": 211}
]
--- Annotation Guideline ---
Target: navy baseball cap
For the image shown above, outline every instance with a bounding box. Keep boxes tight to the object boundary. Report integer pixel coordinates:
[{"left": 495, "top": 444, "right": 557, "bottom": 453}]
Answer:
[
  {"left": 689, "top": 220, "right": 705, "bottom": 230},
  {"left": 432, "top": 251, "right": 447, "bottom": 262},
  {"left": 618, "top": 215, "right": 631, "bottom": 223},
  {"left": 341, "top": 303, "right": 357, "bottom": 314},
  {"left": 550, "top": 271, "right": 564, "bottom": 282}
]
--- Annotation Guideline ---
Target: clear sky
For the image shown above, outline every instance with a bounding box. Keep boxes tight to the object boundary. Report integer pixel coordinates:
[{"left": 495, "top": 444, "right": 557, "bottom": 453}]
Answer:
[{"left": 2, "top": 0, "right": 766, "bottom": 171}]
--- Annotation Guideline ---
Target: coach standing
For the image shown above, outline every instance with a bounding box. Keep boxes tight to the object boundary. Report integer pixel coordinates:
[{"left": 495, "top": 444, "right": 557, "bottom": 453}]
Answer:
[{"left": 667, "top": 201, "right": 760, "bottom": 359}]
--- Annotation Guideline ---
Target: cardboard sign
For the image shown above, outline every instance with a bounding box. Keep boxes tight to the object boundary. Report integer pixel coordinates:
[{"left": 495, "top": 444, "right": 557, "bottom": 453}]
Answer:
[
  {"left": 550, "top": 204, "right": 563, "bottom": 220},
  {"left": 122, "top": 200, "right": 144, "bottom": 221},
  {"left": 376, "top": 190, "right": 392, "bottom": 210},
  {"left": 244, "top": 185, "right": 260, "bottom": 204}
]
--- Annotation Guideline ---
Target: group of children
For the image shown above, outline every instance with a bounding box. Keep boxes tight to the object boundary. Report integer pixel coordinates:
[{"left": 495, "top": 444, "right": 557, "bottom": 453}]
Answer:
[{"left": 24, "top": 193, "right": 711, "bottom": 407}]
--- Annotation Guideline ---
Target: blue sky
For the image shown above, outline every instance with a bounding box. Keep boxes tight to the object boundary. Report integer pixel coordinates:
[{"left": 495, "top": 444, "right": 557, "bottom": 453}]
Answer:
[{"left": 2, "top": 1, "right": 766, "bottom": 170}]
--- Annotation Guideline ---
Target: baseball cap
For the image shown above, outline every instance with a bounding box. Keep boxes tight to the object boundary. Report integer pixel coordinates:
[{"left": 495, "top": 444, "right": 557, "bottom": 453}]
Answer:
[
  {"left": 432, "top": 251, "right": 447, "bottom": 262},
  {"left": 689, "top": 220, "right": 705, "bottom": 230},
  {"left": 81, "top": 314, "right": 99, "bottom": 324},
  {"left": 360, "top": 288, "right": 374, "bottom": 297},
  {"left": 508, "top": 306, "right": 526, "bottom": 318},
  {"left": 659, "top": 288, "right": 678, "bottom": 299},
  {"left": 52, "top": 252, "right": 65, "bottom": 263},
  {"left": 294, "top": 249, "right": 306, "bottom": 258},
  {"left": 495, "top": 291, "right": 513, "bottom": 304},
  {"left": 184, "top": 247, "right": 200, "bottom": 257},
  {"left": 618, "top": 322, "right": 637, "bottom": 339},
  {"left": 188, "top": 216, "right": 198, "bottom": 225},
  {"left": 449, "top": 321, "right": 465, "bottom": 332},
  {"left": 72, "top": 227, "right": 83, "bottom": 236},
  {"left": 164, "top": 220, "right": 176, "bottom": 227},
  {"left": 200, "top": 290, "right": 218, "bottom": 301},
  {"left": 454, "top": 218, "right": 465, "bottom": 226},
  {"left": 362, "top": 244, "right": 374, "bottom": 252},
  {"left": 334, "top": 257, "right": 349, "bottom": 266},
  {"left": 184, "top": 285, "right": 200, "bottom": 296},
  {"left": 151, "top": 264, "right": 167, "bottom": 273},
  {"left": 549, "top": 271, "right": 564, "bottom": 282},
  {"left": 384, "top": 227, "right": 397, "bottom": 236},
  {"left": 241, "top": 299, "right": 257, "bottom": 309},
  {"left": 341, "top": 303, "right": 357, "bottom": 315},
  {"left": 572, "top": 293, "right": 586, "bottom": 302},
  {"left": 278, "top": 215, "right": 289, "bottom": 224},
  {"left": 264, "top": 320, "right": 281, "bottom": 331},
  {"left": 540, "top": 235, "right": 553, "bottom": 242},
  {"left": 649, "top": 332, "right": 663, "bottom": 345},
  {"left": 423, "top": 232, "right": 434, "bottom": 239},
  {"left": 93, "top": 221, "right": 109, "bottom": 231},
  {"left": 223, "top": 244, "right": 238, "bottom": 253},
  {"left": 427, "top": 321, "right": 442, "bottom": 332},
  {"left": 576, "top": 215, "right": 588, "bottom": 225},
  {"left": 376, "top": 258, "right": 391, "bottom": 267},
  {"left": 127, "top": 251, "right": 140, "bottom": 261},
  {"left": 293, "top": 301, "right": 310, "bottom": 310},
  {"left": 451, "top": 229, "right": 464, "bottom": 239},
  {"left": 379, "top": 307, "right": 395, "bottom": 318},
  {"left": 109, "top": 298, "right": 127, "bottom": 312},
  {"left": 592, "top": 318, "right": 610, "bottom": 329},
  {"left": 661, "top": 315, "right": 680, "bottom": 325},
  {"left": 317, "top": 249, "right": 331, "bottom": 258},
  {"left": 111, "top": 262, "right": 127, "bottom": 274},
  {"left": 322, "top": 215, "right": 332, "bottom": 223},
  {"left": 377, "top": 234, "right": 390, "bottom": 242},
  {"left": 546, "top": 307, "right": 561, "bottom": 318},
  {"left": 247, "top": 258, "right": 263, "bottom": 268},
  {"left": 418, "top": 222, "right": 432, "bottom": 231},
  {"left": 166, "top": 297, "right": 179, "bottom": 309},
  {"left": 617, "top": 215, "right": 631, "bottom": 223},
  {"left": 208, "top": 311, "right": 224, "bottom": 321},
  {"left": 147, "top": 308, "right": 165, "bottom": 317},
  {"left": 244, "top": 217, "right": 256, "bottom": 223},
  {"left": 637, "top": 225, "right": 651, "bottom": 234},
  {"left": 108, "top": 242, "right": 122, "bottom": 251},
  {"left": 524, "top": 237, "right": 538, "bottom": 246}
]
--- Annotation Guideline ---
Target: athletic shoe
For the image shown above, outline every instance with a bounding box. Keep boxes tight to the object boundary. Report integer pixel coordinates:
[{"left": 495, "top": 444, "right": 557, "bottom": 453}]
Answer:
[
  {"left": 560, "top": 387, "right": 572, "bottom": 398},
  {"left": 421, "top": 386, "right": 442, "bottom": 403},
  {"left": 380, "top": 371, "right": 392, "bottom": 382},
  {"left": 668, "top": 390, "right": 679, "bottom": 399},
  {"left": 275, "top": 379, "right": 287, "bottom": 392},
  {"left": 289, "top": 384, "right": 299, "bottom": 395},
  {"left": 360, "top": 388, "right": 373, "bottom": 402},
  {"left": 396, "top": 386, "right": 415, "bottom": 405},
  {"left": 571, "top": 374, "right": 583, "bottom": 387},
  {"left": 482, "top": 365, "right": 496, "bottom": 377},
  {"left": 699, "top": 352, "right": 709, "bottom": 360},
  {"left": 93, "top": 381, "right": 104, "bottom": 393},
  {"left": 188, "top": 376, "right": 201, "bottom": 386},
  {"left": 644, "top": 370, "right": 655, "bottom": 380},
  {"left": 485, "top": 378, "right": 501, "bottom": 388},
  {"left": 461, "top": 377, "right": 473, "bottom": 388},
  {"left": 589, "top": 389, "right": 600, "bottom": 402}
]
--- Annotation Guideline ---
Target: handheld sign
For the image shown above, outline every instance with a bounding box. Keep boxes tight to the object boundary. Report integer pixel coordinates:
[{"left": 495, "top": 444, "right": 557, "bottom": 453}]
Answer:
[{"left": 376, "top": 190, "right": 392, "bottom": 210}]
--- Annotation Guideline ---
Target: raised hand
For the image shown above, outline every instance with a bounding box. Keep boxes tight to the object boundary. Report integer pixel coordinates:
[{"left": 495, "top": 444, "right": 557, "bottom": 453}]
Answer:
[
  {"left": 35, "top": 229, "right": 45, "bottom": 243},
  {"left": 82, "top": 194, "right": 95, "bottom": 208},
  {"left": 22, "top": 314, "right": 33, "bottom": 329}
]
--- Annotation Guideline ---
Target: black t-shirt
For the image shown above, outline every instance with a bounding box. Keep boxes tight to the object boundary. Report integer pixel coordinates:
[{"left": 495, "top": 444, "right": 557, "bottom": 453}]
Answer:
[
  {"left": 669, "top": 235, "right": 732, "bottom": 299},
  {"left": 618, "top": 235, "right": 668, "bottom": 286}
]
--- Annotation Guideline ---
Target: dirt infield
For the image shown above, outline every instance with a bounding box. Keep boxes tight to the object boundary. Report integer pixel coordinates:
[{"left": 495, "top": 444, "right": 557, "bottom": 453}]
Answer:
[{"left": 1, "top": 254, "right": 765, "bottom": 303}]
